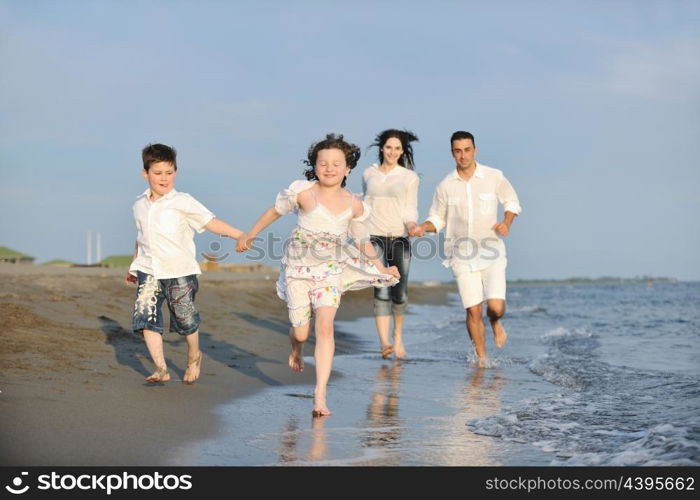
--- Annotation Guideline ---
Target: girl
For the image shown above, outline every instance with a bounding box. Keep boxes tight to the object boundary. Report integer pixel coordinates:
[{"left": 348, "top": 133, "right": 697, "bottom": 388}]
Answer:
[
  {"left": 237, "top": 134, "right": 400, "bottom": 417},
  {"left": 362, "top": 129, "right": 421, "bottom": 360}
]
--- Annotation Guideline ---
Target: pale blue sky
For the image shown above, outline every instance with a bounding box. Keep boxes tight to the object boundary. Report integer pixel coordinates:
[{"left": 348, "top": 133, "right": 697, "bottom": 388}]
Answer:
[{"left": 1, "top": 0, "right": 699, "bottom": 281}]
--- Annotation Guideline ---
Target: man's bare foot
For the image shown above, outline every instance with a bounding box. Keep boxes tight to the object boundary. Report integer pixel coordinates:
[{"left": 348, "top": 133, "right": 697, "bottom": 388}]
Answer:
[
  {"left": 146, "top": 365, "right": 170, "bottom": 383},
  {"left": 394, "top": 342, "right": 407, "bottom": 359},
  {"left": 288, "top": 330, "right": 304, "bottom": 372},
  {"left": 477, "top": 356, "right": 489, "bottom": 368},
  {"left": 183, "top": 350, "right": 202, "bottom": 384},
  {"left": 492, "top": 321, "right": 508, "bottom": 348}
]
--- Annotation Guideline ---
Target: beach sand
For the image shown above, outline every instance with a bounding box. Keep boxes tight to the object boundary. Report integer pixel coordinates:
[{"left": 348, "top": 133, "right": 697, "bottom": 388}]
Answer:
[{"left": 0, "top": 263, "right": 454, "bottom": 465}]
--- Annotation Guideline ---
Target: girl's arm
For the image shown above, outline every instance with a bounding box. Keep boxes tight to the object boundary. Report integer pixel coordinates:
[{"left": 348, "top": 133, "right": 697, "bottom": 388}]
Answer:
[
  {"left": 236, "top": 207, "right": 281, "bottom": 252},
  {"left": 356, "top": 240, "right": 400, "bottom": 279},
  {"left": 205, "top": 218, "right": 243, "bottom": 239}
]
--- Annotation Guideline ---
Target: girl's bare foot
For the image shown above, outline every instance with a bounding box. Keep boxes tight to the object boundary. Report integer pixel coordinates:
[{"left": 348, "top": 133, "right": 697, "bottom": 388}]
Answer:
[
  {"left": 146, "top": 365, "right": 170, "bottom": 383},
  {"left": 288, "top": 331, "right": 304, "bottom": 372},
  {"left": 312, "top": 391, "right": 331, "bottom": 417},
  {"left": 183, "top": 351, "right": 202, "bottom": 384},
  {"left": 492, "top": 321, "right": 508, "bottom": 348}
]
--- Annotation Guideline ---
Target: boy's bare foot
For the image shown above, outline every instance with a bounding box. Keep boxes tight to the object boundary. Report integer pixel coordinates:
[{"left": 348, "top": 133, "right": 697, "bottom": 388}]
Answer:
[
  {"left": 183, "top": 350, "right": 202, "bottom": 384},
  {"left": 288, "top": 331, "right": 304, "bottom": 372},
  {"left": 394, "top": 342, "right": 407, "bottom": 359},
  {"left": 146, "top": 366, "right": 170, "bottom": 383},
  {"left": 492, "top": 321, "right": 508, "bottom": 348}
]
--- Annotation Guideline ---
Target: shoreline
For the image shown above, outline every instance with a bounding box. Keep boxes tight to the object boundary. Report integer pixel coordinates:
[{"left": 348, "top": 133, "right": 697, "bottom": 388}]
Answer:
[{"left": 0, "top": 263, "right": 455, "bottom": 465}]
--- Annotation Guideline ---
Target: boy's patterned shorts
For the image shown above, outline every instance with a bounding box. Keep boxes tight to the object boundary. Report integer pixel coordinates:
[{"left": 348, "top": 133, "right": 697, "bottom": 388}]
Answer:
[{"left": 133, "top": 271, "right": 200, "bottom": 335}]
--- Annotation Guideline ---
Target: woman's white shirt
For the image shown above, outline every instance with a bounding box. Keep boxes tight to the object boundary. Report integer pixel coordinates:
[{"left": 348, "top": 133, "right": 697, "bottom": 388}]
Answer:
[{"left": 361, "top": 164, "right": 419, "bottom": 237}]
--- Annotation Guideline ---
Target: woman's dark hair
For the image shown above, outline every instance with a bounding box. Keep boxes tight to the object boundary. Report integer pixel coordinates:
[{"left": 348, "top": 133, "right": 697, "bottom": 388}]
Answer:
[
  {"left": 302, "top": 133, "right": 361, "bottom": 188},
  {"left": 371, "top": 129, "right": 419, "bottom": 170}
]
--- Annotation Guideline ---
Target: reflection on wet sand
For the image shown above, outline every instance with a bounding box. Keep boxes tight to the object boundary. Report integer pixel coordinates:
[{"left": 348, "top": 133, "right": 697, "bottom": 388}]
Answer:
[
  {"left": 432, "top": 368, "right": 505, "bottom": 465},
  {"left": 356, "top": 362, "right": 404, "bottom": 464},
  {"left": 276, "top": 414, "right": 331, "bottom": 463}
]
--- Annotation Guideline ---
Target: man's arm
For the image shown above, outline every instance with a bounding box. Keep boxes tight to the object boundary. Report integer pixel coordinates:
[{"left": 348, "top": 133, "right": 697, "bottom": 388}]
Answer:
[{"left": 492, "top": 211, "right": 517, "bottom": 236}]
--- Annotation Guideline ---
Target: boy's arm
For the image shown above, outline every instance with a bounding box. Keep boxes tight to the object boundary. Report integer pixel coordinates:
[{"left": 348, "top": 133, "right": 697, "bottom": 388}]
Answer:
[
  {"left": 126, "top": 242, "right": 138, "bottom": 284},
  {"left": 236, "top": 207, "right": 281, "bottom": 252},
  {"left": 204, "top": 218, "right": 243, "bottom": 239}
]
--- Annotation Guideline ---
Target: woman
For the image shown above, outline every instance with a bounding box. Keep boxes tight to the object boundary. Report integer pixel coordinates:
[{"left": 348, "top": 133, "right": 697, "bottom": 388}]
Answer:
[{"left": 362, "top": 129, "right": 421, "bottom": 359}]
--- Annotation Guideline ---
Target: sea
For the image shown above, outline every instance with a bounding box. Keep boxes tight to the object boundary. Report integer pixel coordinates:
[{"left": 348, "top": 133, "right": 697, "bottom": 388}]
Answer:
[{"left": 176, "top": 281, "right": 700, "bottom": 466}]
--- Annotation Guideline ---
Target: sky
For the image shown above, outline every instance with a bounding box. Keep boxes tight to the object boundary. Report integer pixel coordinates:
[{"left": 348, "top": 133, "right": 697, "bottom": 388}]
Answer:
[{"left": 1, "top": 0, "right": 699, "bottom": 281}]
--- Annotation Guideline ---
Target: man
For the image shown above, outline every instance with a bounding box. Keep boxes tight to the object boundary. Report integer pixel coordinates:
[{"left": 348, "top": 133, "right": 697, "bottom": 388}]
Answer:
[{"left": 411, "top": 131, "right": 521, "bottom": 367}]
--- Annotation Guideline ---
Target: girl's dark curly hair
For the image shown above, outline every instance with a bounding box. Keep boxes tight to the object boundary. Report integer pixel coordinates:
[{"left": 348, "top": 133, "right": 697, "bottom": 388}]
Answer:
[
  {"left": 370, "top": 129, "right": 419, "bottom": 170},
  {"left": 303, "top": 133, "right": 361, "bottom": 188}
]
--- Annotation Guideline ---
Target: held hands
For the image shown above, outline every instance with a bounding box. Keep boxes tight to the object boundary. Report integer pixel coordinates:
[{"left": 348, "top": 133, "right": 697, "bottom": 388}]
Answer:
[
  {"left": 236, "top": 233, "right": 256, "bottom": 253},
  {"left": 382, "top": 265, "right": 401, "bottom": 280},
  {"left": 125, "top": 272, "right": 137, "bottom": 285},
  {"left": 492, "top": 221, "right": 511, "bottom": 236},
  {"left": 408, "top": 224, "right": 425, "bottom": 238}
]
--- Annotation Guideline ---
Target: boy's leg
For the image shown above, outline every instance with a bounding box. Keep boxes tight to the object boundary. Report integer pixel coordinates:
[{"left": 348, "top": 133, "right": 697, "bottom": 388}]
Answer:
[
  {"left": 132, "top": 272, "right": 169, "bottom": 382},
  {"left": 143, "top": 329, "right": 170, "bottom": 382},
  {"left": 163, "top": 275, "right": 202, "bottom": 384},
  {"left": 183, "top": 330, "right": 202, "bottom": 384}
]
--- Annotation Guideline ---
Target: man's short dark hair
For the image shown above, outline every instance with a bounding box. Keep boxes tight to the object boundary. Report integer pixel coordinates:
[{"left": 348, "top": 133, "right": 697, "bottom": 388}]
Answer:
[
  {"left": 450, "top": 131, "right": 476, "bottom": 148},
  {"left": 142, "top": 143, "right": 177, "bottom": 171}
]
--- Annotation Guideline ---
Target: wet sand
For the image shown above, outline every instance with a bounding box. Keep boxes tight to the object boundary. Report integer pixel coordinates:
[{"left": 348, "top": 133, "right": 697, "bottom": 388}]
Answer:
[{"left": 0, "top": 263, "right": 454, "bottom": 465}]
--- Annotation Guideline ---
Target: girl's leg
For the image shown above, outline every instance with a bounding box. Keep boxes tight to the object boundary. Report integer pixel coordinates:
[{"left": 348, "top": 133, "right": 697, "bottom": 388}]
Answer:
[
  {"left": 313, "top": 306, "right": 337, "bottom": 416},
  {"left": 289, "top": 322, "right": 311, "bottom": 372},
  {"left": 143, "top": 329, "right": 170, "bottom": 382}
]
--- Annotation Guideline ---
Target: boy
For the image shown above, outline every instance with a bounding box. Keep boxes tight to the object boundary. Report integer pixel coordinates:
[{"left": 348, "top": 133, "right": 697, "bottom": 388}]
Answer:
[{"left": 126, "top": 143, "right": 242, "bottom": 384}]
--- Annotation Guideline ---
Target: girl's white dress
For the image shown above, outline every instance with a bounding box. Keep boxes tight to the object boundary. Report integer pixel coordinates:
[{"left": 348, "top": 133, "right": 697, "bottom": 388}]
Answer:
[{"left": 274, "top": 180, "right": 399, "bottom": 326}]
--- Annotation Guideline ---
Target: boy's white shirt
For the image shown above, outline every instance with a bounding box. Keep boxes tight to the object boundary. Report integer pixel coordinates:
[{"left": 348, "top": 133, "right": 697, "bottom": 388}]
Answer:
[{"left": 129, "top": 188, "right": 214, "bottom": 279}]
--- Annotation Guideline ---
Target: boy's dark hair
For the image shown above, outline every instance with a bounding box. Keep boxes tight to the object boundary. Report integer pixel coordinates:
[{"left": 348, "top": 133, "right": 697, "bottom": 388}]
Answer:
[
  {"left": 303, "top": 133, "right": 361, "bottom": 188},
  {"left": 450, "top": 131, "right": 476, "bottom": 148},
  {"left": 142, "top": 143, "right": 177, "bottom": 171},
  {"left": 371, "top": 128, "right": 419, "bottom": 170}
]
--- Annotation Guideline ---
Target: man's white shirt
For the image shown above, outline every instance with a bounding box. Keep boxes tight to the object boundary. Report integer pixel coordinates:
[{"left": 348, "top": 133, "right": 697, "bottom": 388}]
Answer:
[
  {"left": 129, "top": 189, "right": 214, "bottom": 279},
  {"left": 426, "top": 163, "right": 521, "bottom": 271}
]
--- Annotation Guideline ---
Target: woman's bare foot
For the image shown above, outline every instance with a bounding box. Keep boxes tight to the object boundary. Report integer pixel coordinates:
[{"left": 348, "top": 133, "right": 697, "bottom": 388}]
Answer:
[
  {"left": 381, "top": 344, "right": 393, "bottom": 359},
  {"left": 183, "top": 350, "right": 202, "bottom": 384},
  {"left": 492, "top": 321, "right": 508, "bottom": 348},
  {"left": 146, "top": 365, "right": 170, "bottom": 383},
  {"left": 288, "top": 330, "right": 304, "bottom": 372},
  {"left": 394, "top": 341, "right": 407, "bottom": 359}
]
